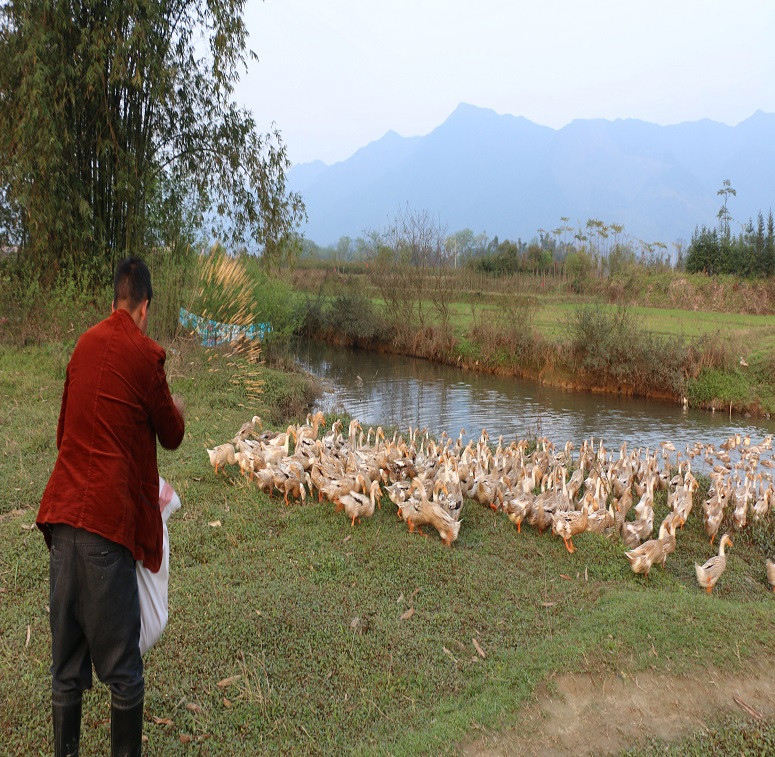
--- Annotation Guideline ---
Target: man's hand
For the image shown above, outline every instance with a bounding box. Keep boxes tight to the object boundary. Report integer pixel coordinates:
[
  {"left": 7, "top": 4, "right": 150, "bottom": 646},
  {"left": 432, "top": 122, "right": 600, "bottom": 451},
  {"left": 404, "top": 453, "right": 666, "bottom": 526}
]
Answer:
[{"left": 172, "top": 394, "right": 186, "bottom": 421}]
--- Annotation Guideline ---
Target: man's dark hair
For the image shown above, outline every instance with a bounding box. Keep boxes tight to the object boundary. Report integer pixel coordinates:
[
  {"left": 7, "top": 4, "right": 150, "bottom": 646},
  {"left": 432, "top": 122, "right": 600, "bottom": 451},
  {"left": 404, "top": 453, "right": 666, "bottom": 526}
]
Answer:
[{"left": 113, "top": 257, "right": 153, "bottom": 309}]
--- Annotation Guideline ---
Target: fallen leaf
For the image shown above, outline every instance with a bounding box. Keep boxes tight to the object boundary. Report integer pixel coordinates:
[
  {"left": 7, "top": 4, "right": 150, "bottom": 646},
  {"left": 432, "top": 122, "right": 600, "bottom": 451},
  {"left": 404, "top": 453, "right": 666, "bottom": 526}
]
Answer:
[
  {"left": 21, "top": 524, "right": 35, "bottom": 531},
  {"left": 192, "top": 477, "right": 203, "bottom": 482},
  {"left": 216, "top": 674, "right": 242, "bottom": 689},
  {"left": 410, "top": 587, "right": 421, "bottom": 598},
  {"left": 186, "top": 702, "right": 203, "bottom": 713},
  {"left": 25, "top": 624, "right": 31, "bottom": 647},
  {"left": 180, "top": 734, "right": 193, "bottom": 744},
  {"left": 585, "top": 566, "right": 589, "bottom": 582},
  {"left": 400, "top": 607, "right": 414, "bottom": 621},
  {"left": 152, "top": 716, "right": 173, "bottom": 726},
  {"left": 472, "top": 638, "right": 486, "bottom": 658},
  {"left": 541, "top": 601, "right": 557, "bottom": 607},
  {"left": 559, "top": 574, "right": 572, "bottom": 580},
  {"left": 396, "top": 592, "right": 404, "bottom": 603},
  {"left": 342, "top": 534, "right": 352, "bottom": 542},
  {"left": 208, "top": 520, "right": 221, "bottom": 528},
  {"left": 223, "top": 698, "right": 232, "bottom": 708},
  {"left": 442, "top": 646, "right": 457, "bottom": 663}
]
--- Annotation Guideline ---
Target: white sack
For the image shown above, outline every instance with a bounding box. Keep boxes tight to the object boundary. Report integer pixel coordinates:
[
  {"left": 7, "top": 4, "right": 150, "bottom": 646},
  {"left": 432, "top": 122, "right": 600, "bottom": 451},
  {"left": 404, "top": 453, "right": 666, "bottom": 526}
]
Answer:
[{"left": 136, "top": 477, "right": 181, "bottom": 655}]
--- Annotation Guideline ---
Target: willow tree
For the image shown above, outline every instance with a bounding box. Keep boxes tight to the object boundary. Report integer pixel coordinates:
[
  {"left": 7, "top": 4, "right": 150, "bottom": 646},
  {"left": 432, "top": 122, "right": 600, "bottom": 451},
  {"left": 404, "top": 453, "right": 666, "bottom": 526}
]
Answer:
[{"left": 0, "top": 0, "right": 304, "bottom": 279}]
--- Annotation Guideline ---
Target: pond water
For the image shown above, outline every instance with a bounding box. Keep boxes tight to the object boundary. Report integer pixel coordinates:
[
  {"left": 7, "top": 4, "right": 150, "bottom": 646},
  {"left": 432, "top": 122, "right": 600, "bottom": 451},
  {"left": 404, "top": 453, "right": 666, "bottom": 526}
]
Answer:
[{"left": 294, "top": 340, "right": 775, "bottom": 468}]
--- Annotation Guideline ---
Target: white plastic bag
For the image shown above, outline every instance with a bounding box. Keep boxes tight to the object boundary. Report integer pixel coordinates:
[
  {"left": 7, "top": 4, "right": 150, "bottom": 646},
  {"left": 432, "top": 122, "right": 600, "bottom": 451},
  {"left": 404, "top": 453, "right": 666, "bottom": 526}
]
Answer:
[{"left": 136, "top": 477, "right": 181, "bottom": 655}]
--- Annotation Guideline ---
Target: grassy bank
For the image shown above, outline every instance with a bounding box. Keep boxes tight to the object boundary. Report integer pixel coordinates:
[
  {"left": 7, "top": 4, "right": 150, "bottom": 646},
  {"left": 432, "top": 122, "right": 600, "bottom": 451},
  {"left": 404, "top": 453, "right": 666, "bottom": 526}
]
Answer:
[
  {"left": 2, "top": 340, "right": 775, "bottom": 754},
  {"left": 294, "top": 265, "right": 775, "bottom": 416}
]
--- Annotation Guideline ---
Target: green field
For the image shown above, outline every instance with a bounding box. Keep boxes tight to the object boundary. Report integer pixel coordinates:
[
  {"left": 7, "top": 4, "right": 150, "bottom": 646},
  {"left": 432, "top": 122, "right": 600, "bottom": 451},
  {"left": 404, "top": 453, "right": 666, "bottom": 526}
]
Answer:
[
  {"left": 2, "top": 340, "right": 775, "bottom": 754},
  {"left": 360, "top": 292, "right": 775, "bottom": 350}
]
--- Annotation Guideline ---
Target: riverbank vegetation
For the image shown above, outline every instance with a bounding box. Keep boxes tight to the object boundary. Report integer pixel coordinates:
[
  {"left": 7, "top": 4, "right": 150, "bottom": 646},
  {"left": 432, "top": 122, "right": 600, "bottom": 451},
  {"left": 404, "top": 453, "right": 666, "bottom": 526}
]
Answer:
[
  {"left": 293, "top": 264, "right": 775, "bottom": 414},
  {"left": 3, "top": 341, "right": 775, "bottom": 754},
  {"left": 5, "top": 238, "right": 774, "bottom": 416},
  {"left": 289, "top": 199, "right": 775, "bottom": 415}
]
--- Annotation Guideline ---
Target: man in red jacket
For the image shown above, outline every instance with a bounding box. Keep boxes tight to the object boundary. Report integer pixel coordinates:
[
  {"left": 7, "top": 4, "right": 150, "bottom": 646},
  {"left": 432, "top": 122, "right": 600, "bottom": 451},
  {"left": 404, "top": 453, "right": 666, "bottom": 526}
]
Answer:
[{"left": 37, "top": 257, "right": 185, "bottom": 756}]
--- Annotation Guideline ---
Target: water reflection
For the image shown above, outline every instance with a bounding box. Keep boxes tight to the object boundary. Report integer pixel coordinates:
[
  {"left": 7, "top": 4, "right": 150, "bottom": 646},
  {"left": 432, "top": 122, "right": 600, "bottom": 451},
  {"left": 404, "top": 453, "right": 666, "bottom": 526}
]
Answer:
[{"left": 295, "top": 340, "right": 775, "bottom": 463}]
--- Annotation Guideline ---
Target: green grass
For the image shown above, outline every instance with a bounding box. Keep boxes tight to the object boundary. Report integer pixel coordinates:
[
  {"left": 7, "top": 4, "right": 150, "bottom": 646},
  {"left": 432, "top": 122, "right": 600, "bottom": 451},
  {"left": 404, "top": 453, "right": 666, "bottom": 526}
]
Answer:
[
  {"left": 427, "top": 299, "right": 775, "bottom": 346},
  {"left": 625, "top": 715, "right": 775, "bottom": 756},
  {"left": 2, "top": 342, "right": 775, "bottom": 754}
]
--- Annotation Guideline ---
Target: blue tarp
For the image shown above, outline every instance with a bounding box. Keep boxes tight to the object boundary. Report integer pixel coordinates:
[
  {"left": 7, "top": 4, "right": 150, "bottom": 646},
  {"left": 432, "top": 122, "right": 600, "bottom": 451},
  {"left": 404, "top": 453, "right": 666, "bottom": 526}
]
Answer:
[{"left": 179, "top": 308, "right": 271, "bottom": 347}]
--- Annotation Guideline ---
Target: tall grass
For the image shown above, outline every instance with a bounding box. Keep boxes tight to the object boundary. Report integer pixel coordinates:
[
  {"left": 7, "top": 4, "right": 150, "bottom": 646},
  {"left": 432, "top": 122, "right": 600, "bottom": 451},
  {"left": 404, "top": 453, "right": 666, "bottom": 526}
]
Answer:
[
  {"left": 147, "top": 246, "right": 304, "bottom": 354},
  {"left": 0, "top": 254, "right": 110, "bottom": 345},
  {"left": 0, "top": 246, "right": 192, "bottom": 346}
]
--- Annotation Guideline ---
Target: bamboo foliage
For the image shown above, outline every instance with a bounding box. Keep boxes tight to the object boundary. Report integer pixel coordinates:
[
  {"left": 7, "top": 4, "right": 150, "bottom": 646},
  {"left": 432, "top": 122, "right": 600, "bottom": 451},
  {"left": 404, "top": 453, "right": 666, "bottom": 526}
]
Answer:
[{"left": 0, "top": 0, "right": 304, "bottom": 281}]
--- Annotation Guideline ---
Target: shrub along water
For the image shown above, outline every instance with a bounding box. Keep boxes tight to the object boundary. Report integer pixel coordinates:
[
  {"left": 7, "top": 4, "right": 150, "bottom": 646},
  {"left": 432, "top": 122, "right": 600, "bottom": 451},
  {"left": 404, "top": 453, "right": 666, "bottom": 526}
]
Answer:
[
  {"left": 0, "top": 245, "right": 305, "bottom": 353},
  {"left": 563, "top": 304, "right": 689, "bottom": 396},
  {"left": 295, "top": 288, "right": 389, "bottom": 346}
]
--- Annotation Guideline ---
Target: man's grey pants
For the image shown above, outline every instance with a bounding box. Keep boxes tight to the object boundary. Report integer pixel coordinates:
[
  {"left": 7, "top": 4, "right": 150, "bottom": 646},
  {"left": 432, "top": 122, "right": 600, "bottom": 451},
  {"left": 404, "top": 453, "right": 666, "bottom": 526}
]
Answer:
[{"left": 49, "top": 523, "right": 144, "bottom": 705}]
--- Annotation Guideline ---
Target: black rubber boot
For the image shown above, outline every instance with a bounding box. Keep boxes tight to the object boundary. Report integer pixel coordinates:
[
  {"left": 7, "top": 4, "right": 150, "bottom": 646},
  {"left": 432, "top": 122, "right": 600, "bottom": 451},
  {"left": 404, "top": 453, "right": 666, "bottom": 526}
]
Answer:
[
  {"left": 110, "top": 690, "right": 144, "bottom": 757},
  {"left": 52, "top": 691, "right": 82, "bottom": 757}
]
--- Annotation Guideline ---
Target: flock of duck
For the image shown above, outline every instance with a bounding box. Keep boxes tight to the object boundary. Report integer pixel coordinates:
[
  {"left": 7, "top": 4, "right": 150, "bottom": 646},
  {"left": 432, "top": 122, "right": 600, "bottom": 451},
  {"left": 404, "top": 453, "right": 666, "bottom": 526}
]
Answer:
[{"left": 207, "top": 413, "right": 775, "bottom": 595}]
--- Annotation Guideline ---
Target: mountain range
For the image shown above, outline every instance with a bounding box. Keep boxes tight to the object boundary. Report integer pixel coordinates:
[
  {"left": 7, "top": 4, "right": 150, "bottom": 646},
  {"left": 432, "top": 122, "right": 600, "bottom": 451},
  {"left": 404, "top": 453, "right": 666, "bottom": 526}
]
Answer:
[{"left": 288, "top": 103, "right": 775, "bottom": 247}]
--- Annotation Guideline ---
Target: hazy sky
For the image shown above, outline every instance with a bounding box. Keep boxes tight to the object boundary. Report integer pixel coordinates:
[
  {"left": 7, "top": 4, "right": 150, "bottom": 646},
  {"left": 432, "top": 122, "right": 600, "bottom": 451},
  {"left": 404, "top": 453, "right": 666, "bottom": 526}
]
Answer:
[{"left": 236, "top": 0, "right": 775, "bottom": 166}]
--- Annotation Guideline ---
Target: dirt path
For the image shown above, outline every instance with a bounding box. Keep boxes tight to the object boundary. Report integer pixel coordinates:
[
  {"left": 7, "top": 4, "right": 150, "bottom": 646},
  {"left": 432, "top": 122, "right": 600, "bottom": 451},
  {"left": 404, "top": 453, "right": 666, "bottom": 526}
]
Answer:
[{"left": 462, "top": 662, "right": 775, "bottom": 756}]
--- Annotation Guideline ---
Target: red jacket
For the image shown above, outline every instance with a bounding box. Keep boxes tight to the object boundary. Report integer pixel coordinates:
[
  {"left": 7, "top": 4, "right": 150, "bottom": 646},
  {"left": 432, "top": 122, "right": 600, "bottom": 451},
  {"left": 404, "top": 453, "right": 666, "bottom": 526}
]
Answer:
[{"left": 37, "top": 308, "right": 185, "bottom": 572}]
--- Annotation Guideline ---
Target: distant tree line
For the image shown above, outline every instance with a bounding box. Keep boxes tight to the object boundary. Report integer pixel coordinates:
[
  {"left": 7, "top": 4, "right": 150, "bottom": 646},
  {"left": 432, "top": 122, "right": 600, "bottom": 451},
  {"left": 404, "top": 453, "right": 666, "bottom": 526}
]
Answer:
[
  {"left": 685, "top": 213, "right": 775, "bottom": 276},
  {"left": 305, "top": 180, "right": 775, "bottom": 282},
  {"left": 302, "top": 213, "right": 679, "bottom": 283},
  {"left": 468, "top": 224, "right": 674, "bottom": 281},
  {"left": 684, "top": 180, "right": 775, "bottom": 277}
]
